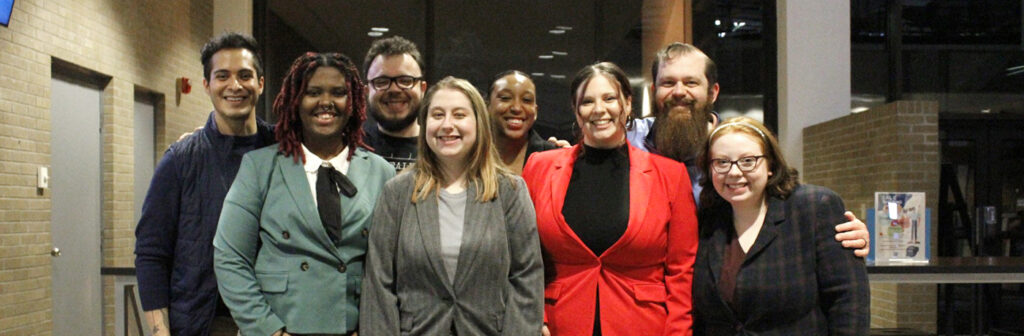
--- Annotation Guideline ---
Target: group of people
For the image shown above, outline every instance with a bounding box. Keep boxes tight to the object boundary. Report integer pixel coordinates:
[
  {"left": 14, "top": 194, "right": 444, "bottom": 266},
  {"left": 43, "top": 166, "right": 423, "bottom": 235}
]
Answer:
[{"left": 135, "top": 32, "right": 872, "bottom": 336}]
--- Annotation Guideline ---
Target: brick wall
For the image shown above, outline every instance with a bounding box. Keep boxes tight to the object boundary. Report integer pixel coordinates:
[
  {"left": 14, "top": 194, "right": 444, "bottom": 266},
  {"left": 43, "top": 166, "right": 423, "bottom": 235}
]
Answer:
[
  {"left": 0, "top": 0, "right": 214, "bottom": 334},
  {"left": 804, "top": 100, "right": 941, "bottom": 332}
]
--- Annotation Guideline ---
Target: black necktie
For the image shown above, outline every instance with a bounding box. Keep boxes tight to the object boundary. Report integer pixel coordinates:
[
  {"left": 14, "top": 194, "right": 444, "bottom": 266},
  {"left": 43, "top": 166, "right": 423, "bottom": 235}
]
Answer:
[{"left": 317, "top": 164, "right": 353, "bottom": 243}]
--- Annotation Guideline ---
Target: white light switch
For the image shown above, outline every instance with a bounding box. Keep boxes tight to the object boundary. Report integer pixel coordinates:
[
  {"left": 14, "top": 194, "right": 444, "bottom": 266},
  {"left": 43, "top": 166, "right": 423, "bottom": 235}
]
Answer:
[{"left": 38, "top": 166, "right": 49, "bottom": 189}]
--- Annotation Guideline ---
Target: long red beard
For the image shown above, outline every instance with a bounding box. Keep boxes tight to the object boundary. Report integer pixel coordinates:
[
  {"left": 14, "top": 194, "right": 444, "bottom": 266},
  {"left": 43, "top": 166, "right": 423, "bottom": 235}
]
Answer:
[{"left": 652, "top": 103, "right": 710, "bottom": 162}]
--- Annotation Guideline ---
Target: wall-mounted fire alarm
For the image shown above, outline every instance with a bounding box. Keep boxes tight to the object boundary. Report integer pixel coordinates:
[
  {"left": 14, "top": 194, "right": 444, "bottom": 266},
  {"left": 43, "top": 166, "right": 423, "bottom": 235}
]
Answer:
[{"left": 178, "top": 77, "right": 192, "bottom": 94}]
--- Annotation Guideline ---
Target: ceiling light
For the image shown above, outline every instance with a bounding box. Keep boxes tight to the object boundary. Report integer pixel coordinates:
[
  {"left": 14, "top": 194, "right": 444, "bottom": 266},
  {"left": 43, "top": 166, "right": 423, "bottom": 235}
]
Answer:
[
  {"left": 538, "top": 55, "right": 554, "bottom": 59},
  {"left": 714, "top": 19, "right": 721, "bottom": 26},
  {"left": 548, "top": 29, "right": 565, "bottom": 35},
  {"left": 368, "top": 31, "right": 383, "bottom": 37},
  {"left": 370, "top": 27, "right": 389, "bottom": 32},
  {"left": 555, "top": 26, "right": 573, "bottom": 31},
  {"left": 551, "top": 51, "right": 568, "bottom": 56},
  {"left": 549, "top": 74, "right": 566, "bottom": 79},
  {"left": 531, "top": 73, "right": 545, "bottom": 77}
]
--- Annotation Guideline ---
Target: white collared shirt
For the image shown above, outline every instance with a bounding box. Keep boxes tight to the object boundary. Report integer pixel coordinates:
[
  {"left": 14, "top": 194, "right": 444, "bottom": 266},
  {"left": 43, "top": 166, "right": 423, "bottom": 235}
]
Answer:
[{"left": 301, "top": 144, "right": 351, "bottom": 206}]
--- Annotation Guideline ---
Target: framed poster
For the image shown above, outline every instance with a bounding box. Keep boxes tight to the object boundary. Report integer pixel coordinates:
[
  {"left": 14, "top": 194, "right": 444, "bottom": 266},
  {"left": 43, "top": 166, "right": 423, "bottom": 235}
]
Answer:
[{"left": 872, "top": 192, "right": 929, "bottom": 264}]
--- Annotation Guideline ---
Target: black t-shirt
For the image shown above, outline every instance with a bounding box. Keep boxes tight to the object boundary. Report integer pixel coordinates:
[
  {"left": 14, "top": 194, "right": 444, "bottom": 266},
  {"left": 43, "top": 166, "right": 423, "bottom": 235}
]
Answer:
[{"left": 362, "top": 122, "right": 418, "bottom": 172}]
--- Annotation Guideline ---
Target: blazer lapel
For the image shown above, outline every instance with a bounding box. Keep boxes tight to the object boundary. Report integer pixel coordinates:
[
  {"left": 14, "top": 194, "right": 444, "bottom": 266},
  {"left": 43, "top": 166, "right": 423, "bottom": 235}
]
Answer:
[
  {"left": 546, "top": 145, "right": 597, "bottom": 258},
  {"left": 340, "top": 151, "right": 369, "bottom": 225},
  {"left": 706, "top": 219, "right": 728, "bottom": 285},
  {"left": 414, "top": 192, "right": 455, "bottom": 292},
  {"left": 743, "top": 197, "right": 784, "bottom": 263},
  {"left": 453, "top": 184, "right": 484, "bottom": 289},
  {"left": 602, "top": 145, "right": 653, "bottom": 257},
  {"left": 704, "top": 209, "right": 742, "bottom": 322},
  {"left": 278, "top": 154, "right": 337, "bottom": 253}
]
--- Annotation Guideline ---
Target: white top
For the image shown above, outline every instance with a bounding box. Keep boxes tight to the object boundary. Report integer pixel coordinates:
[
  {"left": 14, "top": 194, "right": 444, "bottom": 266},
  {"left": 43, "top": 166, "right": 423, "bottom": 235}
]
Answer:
[{"left": 301, "top": 144, "right": 351, "bottom": 205}]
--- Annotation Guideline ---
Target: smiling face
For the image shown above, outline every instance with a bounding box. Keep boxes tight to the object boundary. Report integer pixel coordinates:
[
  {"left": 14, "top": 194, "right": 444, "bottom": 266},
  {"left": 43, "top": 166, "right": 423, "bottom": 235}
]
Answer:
[
  {"left": 425, "top": 88, "right": 477, "bottom": 169},
  {"left": 488, "top": 73, "right": 537, "bottom": 141},
  {"left": 653, "top": 52, "right": 719, "bottom": 119},
  {"left": 299, "top": 66, "right": 350, "bottom": 148},
  {"left": 709, "top": 132, "right": 771, "bottom": 208},
  {"left": 575, "top": 74, "right": 630, "bottom": 149},
  {"left": 204, "top": 48, "right": 264, "bottom": 124},
  {"left": 366, "top": 54, "right": 425, "bottom": 133}
]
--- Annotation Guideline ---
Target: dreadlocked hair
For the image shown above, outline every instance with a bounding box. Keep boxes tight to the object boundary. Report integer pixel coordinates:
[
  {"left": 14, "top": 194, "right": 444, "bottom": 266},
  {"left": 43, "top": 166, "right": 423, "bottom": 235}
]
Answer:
[{"left": 273, "top": 52, "right": 369, "bottom": 163}]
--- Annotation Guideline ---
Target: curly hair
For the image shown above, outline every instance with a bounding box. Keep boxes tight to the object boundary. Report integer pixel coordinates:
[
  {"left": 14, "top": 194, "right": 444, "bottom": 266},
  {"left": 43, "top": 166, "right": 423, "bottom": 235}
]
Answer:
[{"left": 273, "top": 52, "right": 369, "bottom": 163}]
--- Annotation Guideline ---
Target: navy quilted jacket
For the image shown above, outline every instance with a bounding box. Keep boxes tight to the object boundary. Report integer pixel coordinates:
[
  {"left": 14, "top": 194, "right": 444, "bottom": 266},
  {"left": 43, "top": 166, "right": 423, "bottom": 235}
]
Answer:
[{"left": 134, "top": 112, "right": 274, "bottom": 335}]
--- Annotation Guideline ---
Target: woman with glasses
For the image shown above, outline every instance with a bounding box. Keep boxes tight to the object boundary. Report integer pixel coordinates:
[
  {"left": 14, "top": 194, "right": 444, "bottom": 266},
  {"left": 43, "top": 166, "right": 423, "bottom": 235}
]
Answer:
[
  {"left": 360, "top": 76, "right": 543, "bottom": 335},
  {"left": 487, "top": 70, "right": 558, "bottom": 174},
  {"left": 522, "top": 62, "right": 698, "bottom": 336},
  {"left": 692, "top": 116, "right": 869, "bottom": 335}
]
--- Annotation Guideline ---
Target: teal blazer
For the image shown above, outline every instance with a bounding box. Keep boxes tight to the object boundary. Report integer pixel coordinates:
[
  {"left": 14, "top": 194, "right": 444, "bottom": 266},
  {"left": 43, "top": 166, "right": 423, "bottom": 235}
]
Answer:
[{"left": 214, "top": 146, "right": 394, "bottom": 336}]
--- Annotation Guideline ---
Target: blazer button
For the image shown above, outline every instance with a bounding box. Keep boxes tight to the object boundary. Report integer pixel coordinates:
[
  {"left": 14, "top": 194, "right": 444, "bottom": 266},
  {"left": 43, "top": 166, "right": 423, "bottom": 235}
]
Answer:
[
  {"left": 282, "top": 231, "right": 291, "bottom": 239},
  {"left": 361, "top": 228, "right": 369, "bottom": 237},
  {"left": 337, "top": 263, "right": 347, "bottom": 273},
  {"left": 300, "top": 262, "right": 309, "bottom": 271}
]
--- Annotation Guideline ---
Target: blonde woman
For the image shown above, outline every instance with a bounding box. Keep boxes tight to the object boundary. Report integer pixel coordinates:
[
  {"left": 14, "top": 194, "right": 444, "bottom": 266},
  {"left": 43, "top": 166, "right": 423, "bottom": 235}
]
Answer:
[{"left": 360, "top": 76, "right": 544, "bottom": 335}]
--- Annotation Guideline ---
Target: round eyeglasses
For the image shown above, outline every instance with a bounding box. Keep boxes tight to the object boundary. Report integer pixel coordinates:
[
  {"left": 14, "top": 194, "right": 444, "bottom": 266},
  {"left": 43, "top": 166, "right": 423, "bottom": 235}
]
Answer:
[
  {"left": 369, "top": 75, "right": 422, "bottom": 90},
  {"left": 710, "top": 155, "right": 764, "bottom": 173}
]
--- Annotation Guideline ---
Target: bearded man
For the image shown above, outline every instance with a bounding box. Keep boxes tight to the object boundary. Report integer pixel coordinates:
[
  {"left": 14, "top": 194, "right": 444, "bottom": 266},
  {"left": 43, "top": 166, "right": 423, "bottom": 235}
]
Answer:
[
  {"left": 626, "top": 42, "right": 871, "bottom": 256},
  {"left": 361, "top": 36, "right": 427, "bottom": 172}
]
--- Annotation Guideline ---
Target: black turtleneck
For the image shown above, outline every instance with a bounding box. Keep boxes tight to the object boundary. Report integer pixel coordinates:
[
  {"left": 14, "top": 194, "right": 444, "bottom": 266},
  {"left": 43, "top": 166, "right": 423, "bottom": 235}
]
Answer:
[
  {"left": 562, "top": 144, "right": 630, "bottom": 336},
  {"left": 562, "top": 144, "right": 630, "bottom": 257}
]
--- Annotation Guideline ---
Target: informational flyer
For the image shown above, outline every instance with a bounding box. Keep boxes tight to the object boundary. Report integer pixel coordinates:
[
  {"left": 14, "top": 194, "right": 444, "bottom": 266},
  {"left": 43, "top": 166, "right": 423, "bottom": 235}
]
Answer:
[{"left": 873, "top": 192, "right": 929, "bottom": 264}]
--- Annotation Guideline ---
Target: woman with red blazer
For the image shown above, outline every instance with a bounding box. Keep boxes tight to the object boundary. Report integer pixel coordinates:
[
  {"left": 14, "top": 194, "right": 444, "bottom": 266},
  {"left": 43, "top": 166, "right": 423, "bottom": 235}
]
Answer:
[{"left": 522, "top": 62, "right": 698, "bottom": 336}]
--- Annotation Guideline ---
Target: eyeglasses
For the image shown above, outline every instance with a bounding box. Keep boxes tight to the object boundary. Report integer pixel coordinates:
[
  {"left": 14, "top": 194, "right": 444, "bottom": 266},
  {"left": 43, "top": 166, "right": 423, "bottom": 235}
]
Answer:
[
  {"left": 369, "top": 76, "right": 422, "bottom": 90},
  {"left": 710, "top": 155, "right": 764, "bottom": 174}
]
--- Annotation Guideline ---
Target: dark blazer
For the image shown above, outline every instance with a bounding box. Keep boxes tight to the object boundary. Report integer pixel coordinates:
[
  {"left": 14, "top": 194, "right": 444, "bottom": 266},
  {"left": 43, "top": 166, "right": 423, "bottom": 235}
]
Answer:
[
  {"left": 522, "top": 144, "right": 698, "bottom": 336},
  {"left": 525, "top": 129, "right": 558, "bottom": 162},
  {"left": 360, "top": 172, "right": 544, "bottom": 335},
  {"left": 693, "top": 184, "right": 869, "bottom": 336},
  {"left": 213, "top": 146, "right": 394, "bottom": 336}
]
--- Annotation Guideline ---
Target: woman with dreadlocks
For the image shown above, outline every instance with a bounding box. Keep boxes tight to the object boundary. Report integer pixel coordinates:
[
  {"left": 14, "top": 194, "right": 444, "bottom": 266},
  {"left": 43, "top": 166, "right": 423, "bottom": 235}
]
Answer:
[{"left": 214, "top": 52, "right": 394, "bottom": 336}]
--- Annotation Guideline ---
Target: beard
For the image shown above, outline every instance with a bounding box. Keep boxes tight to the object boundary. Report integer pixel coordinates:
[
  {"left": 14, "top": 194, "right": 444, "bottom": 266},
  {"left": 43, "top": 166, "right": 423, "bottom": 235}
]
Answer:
[
  {"left": 369, "top": 91, "right": 420, "bottom": 133},
  {"left": 651, "top": 97, "right": 712, "bottom": 162}
]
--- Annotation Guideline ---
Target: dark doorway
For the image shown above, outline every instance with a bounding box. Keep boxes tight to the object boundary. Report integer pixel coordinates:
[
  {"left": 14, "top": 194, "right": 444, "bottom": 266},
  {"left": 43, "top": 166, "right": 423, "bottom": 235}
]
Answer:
[{"left": 939, "top": 112, "right": 1024, "bottom": 335}]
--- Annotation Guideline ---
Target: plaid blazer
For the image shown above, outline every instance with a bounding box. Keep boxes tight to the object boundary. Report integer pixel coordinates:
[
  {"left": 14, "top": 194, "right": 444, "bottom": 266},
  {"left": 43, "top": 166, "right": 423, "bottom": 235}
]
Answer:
[{"left": 693, "top": 184, "right": 870, "bottom": 335}]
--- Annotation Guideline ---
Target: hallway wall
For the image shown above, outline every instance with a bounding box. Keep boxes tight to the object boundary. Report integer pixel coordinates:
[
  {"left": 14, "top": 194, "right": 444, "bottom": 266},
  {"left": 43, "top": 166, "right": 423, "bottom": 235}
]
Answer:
[{"left": 0, "top": 0, "right": 215, "bottom": 334}]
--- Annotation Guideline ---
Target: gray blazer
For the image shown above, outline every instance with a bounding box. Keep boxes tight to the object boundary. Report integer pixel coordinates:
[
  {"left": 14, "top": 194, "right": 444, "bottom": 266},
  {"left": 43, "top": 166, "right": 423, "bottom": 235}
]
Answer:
[{"left": 360, "top": 172, "right": 544, "bottom": 335}]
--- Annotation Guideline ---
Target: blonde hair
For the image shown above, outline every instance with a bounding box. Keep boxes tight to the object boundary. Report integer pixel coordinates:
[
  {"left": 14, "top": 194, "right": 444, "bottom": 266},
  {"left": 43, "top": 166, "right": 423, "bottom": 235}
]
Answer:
[{"left": 411, "top": 76, "right": 510, "bottom": 203}]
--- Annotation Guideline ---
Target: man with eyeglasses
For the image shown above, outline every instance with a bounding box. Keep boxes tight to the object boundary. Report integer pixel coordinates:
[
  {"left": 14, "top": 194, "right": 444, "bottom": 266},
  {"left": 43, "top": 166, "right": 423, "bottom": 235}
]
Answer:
[{"left": 361, "top": 36, "right": 427, "bottom": 172}]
